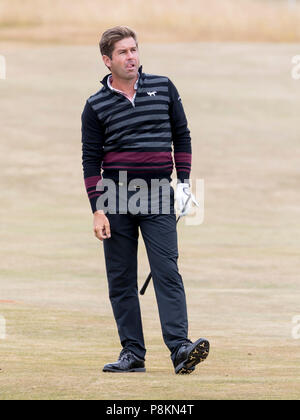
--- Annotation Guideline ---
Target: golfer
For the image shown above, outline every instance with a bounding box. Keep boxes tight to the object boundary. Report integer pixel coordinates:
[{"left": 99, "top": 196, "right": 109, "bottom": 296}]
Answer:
[{"left": 81, "top": 26, "right": 209, "bottom": 374}]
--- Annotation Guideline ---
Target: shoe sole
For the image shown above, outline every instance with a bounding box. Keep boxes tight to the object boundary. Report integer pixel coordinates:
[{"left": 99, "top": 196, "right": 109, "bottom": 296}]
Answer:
[
  {"left": 175, "top": 338, "right": 210, "bottom": 375},
  {"left": 103, "top": 367, "right": 146, "bottom": 373}
]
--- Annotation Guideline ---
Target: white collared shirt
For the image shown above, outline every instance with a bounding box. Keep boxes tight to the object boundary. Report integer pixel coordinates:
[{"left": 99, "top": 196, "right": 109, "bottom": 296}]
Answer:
[{"left": 107, "top": 74, "right": 139, "bottom": 106}]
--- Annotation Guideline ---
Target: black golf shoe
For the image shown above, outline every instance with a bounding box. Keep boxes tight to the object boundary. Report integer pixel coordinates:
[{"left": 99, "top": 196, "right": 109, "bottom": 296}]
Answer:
[
  {"left": 174, "top": 338, "right": 210, "bottom": 374},
  {"left": 103, "top": 349, "right": 146, "bottom": 373}
]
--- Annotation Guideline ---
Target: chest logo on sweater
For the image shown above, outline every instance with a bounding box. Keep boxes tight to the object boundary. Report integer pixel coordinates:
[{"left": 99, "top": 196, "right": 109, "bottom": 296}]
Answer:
[{"left": 147, "top": 91, "right": 157, "bottom": 97}]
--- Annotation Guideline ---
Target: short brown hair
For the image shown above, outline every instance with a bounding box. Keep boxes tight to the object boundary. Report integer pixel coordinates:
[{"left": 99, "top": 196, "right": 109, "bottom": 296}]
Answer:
[{"left": 99, "top": 26, "right": 138, "bottom": 59}]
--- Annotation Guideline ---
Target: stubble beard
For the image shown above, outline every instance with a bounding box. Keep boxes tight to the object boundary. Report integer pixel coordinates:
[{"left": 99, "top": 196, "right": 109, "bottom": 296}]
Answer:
[{"left": 111, "top": 62, "right": 139, "bottom": 82}]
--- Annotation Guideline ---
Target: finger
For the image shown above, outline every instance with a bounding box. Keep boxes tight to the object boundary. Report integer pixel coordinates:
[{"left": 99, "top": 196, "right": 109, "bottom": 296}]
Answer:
[
  {"left": 94, "top": 226, "right": 104, "bottom": 241},
  {"left": 104, "top": 222, "right": 111, "bottom": 239},
  {"left": 99, "top": 226, "right": 111, "bottom": 240}
]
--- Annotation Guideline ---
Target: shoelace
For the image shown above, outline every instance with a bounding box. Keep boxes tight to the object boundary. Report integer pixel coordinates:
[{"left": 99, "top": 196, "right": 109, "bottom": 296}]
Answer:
[{"left": 119, "top": 349, "right": 132, "bottom": 361}]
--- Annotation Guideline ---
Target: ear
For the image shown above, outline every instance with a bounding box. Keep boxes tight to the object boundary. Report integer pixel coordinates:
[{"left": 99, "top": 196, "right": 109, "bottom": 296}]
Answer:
[{"left": 102, "top": 55, "right": 111, "bottom": 70}]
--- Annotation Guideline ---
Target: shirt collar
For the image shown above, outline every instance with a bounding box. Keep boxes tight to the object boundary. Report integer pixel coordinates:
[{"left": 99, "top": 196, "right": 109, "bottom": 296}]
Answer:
[{"left": 107, "top": 73, "right": 139, "bottom": 93}]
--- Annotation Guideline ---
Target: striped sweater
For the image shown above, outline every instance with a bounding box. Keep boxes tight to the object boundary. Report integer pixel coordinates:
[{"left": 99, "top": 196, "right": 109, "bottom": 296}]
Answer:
[{"left": 81, "top": 66, "right": 192, "bottom": 213}]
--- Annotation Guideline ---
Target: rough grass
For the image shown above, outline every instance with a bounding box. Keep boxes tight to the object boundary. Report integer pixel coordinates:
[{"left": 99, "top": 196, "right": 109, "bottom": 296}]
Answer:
[
  {"left": 0, "top": 42, "right": 300, "bottom": 399},
  {"left": 0, "top": 0, "right": 300, "bottom": 44}
]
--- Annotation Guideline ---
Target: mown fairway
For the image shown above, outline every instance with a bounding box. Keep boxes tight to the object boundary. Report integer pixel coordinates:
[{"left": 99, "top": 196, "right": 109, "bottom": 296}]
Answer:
[{"left": 0, "top": 42, "right": 300, "bottom": 399}]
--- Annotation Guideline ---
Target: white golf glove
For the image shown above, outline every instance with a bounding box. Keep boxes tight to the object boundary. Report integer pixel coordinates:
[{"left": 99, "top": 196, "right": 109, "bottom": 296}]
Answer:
[{"left": 175, "top": 183, "right": 199, "bottom": 216}]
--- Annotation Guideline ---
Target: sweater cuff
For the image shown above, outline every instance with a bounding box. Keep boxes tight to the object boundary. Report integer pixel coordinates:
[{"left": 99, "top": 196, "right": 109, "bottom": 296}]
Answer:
[
  {"left": 177, "top": 171, "right": 190, "bottom": 184},
  {"left": 174, "top": 152, "right": 191, "bottom": 184},
  {"left": 177, "top": 171, "right": 190, "bottom": 185},
  {"left": 89, "top": 196, "right": 100, "bottom": 214},
  {"left": 84, "top": 175, "right": 102, "bottom": 214}
]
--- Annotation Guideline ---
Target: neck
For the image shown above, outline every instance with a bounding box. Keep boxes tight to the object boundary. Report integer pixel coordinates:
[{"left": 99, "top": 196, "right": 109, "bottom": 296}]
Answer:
[{"left": 110, "top": 73, "right": 138, "bottom": 93}]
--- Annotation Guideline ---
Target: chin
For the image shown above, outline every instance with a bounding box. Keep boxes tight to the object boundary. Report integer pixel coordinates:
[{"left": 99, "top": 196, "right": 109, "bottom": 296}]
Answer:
[{"left": 125, "top": 72, "right": 138, "bottom": 79}]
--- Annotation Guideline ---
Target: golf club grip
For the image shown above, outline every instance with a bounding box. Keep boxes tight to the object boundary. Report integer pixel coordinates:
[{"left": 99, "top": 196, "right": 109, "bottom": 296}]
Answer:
[
  {"left": 140, "top": 272, "right": 152, "bottom": 295},
  {"left": 139, "top": 216, "right": 181, "bottom": 295}
]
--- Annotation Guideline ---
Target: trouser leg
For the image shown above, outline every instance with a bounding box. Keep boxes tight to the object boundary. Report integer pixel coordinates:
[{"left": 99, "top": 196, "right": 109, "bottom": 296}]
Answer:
[
  {"left": 139, "top": 213, "right": 190, "bottom": 362},
  {"left": 103, "top": 213, "right": 146, "bottom": 360}
]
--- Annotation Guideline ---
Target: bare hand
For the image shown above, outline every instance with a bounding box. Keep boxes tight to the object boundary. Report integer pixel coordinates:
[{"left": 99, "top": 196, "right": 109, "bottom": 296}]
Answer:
[{"left": 93, "top": 210, "right": 111, "bottom": 241}]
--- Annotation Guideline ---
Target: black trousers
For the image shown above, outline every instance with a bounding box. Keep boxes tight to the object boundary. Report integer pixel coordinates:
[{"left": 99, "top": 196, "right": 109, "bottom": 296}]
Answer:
[{"left": 102, "top": 185, "right": 190, "bottom": 362}]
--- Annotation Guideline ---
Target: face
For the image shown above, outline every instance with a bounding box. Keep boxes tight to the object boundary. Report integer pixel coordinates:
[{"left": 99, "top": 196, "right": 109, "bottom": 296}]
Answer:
[{"left": 103, "top": 37, "right": 139, "bottom": 80}]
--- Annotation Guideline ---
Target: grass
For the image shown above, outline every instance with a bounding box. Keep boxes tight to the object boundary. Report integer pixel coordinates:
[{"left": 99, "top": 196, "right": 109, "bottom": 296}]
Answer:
[
  {"left": 0, "top": 41, "right": 300, "bottom": 399},
  {"left": 0, "top": 0, "right": 300, "bottom": 44}
]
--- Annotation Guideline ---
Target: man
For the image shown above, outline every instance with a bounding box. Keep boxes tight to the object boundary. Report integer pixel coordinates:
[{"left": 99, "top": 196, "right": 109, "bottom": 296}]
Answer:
[{"left": 81, "top": 26, "right": 209, "bottom": 374}]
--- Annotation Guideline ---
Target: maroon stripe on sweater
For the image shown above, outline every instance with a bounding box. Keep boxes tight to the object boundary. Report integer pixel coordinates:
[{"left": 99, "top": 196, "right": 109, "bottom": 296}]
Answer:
[
  {"left": 103, "top": 151, "right": 172, "bottom": 164},
  {"left": 174, "top": 152, "right": 192, "bottom": 163},
  {"left": 102, "top": 164, "right": 173, "bottom": 170},
  {"left": 84, "top": 175, "right": 102, "bottom": 189},
  {"left": 88, "top": 192, "right": 102, "bottom": 199},
  {"left": 88, "top": 190, "right": 102, "bottom": 198},
  {"left": 176, "top": 164, "right": 191, "bottom": 171},
  {"left": 85, "top": 175, "right": 102, "bottom": 198}
]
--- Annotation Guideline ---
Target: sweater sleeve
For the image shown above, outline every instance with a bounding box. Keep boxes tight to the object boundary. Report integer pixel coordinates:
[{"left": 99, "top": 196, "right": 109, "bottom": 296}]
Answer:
[
  {"left": 81, "top": 100, "right": 105, "bottom": 213},
  {"left": 168, "top": 79, "right": 192, "bottom": 183}
]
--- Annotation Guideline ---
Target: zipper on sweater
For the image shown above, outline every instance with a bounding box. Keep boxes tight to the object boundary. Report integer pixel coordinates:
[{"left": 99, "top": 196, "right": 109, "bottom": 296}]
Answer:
[{"left": 113, "top": 91, "right": 136, "bottom": 108}]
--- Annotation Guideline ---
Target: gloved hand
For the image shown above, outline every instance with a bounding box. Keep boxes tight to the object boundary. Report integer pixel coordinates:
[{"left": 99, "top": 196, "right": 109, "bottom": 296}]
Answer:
[{"left": 175, "top": 183, "right": 199, "bottom": 216}]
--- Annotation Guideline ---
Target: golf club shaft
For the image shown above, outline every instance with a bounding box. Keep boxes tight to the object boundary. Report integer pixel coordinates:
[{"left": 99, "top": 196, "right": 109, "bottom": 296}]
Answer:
[{"left": 139, "top": 272, "right": 153, "bottom": 295}]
